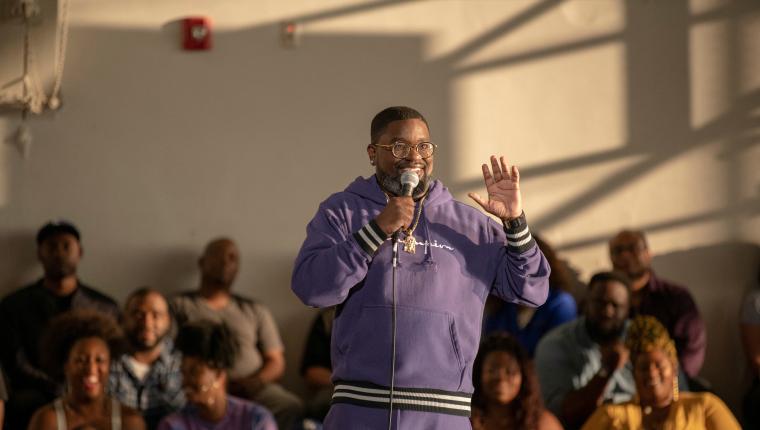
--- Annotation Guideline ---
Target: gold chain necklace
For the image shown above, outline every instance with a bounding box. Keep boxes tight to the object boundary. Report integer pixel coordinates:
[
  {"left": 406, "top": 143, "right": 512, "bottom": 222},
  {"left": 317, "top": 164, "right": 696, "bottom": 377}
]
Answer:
[{"left": 402, "top": 194, "right": 426, "bottom": 254}]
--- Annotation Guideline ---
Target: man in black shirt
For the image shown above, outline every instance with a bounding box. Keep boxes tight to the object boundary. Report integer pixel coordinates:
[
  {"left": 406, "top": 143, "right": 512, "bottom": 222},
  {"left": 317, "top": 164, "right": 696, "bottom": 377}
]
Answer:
[{"left": 0, "top": 220, "right": 119, "bottom": 429}]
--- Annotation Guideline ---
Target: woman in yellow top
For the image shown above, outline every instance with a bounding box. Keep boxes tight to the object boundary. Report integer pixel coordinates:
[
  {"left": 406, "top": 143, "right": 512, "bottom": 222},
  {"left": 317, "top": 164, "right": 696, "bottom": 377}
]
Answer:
[{"left": 582, "top": 315, "right": 739, "bottom": 430}]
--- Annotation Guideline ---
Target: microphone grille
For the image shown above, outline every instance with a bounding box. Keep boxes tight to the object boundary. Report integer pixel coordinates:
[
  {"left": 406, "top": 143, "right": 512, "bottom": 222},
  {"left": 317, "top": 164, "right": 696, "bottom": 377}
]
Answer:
[{"left": 400, "top": 171, "right": 420, "bottom": 188}]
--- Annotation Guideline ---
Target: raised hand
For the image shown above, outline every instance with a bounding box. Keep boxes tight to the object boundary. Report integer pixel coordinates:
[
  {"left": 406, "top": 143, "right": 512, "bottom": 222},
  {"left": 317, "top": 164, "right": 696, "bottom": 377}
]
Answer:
[{"left": 468, "top": 155, "right": 523, "bottom": 221}]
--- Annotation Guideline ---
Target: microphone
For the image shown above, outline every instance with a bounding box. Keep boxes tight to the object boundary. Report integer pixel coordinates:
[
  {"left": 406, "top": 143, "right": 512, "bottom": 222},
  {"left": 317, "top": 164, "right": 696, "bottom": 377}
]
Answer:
[{"left": 400, "top": 171, "right": 420, "bottom": 197}]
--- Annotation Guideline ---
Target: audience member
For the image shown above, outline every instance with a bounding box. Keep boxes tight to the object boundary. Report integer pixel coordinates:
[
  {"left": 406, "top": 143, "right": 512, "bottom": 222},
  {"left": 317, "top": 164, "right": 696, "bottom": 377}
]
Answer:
[
  {"left": 111, "top": 287, "right": 185, "bottom": 429},
  {"left": 535, "top": 271, "right": 635, "bottom": 429},
  {"left": 483, "top": 235, "right": 577, "bottom": 355},
  {"left": 609, "top": 229, "right": 706, "bottom": 378},
  {"left": 582, "top": 315, "right": 739, "bottom": 429},
  {"left": 27, "top": 309, "right": 145, "bottom": 430},
  {"left": 173, "top": 237, "right": 302, "bottom": 430},
  {"left": 0, "top": 220, "right": 119, "bottom": 429},
  {"left": 299, "top": 308, "right": 334, "bottom": 422},
  {"left": 157, "top": 320, "right": 276, "bottom": 430},
  {"left": 0, "top": 364, "right": 6, "bottom": 429},
  {"left": 471, "top": 333, "right": 562, "bottom": 430},
  {"left": 740, "top": 268, "right": 760, "bottom": 429}
]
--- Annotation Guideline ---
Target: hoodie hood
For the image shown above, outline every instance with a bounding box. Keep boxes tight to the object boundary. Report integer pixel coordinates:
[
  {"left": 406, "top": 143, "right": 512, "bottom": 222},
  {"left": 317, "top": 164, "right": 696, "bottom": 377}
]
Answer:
[{"left": 344, "top": 175, "right": 453, "bottom": 207}]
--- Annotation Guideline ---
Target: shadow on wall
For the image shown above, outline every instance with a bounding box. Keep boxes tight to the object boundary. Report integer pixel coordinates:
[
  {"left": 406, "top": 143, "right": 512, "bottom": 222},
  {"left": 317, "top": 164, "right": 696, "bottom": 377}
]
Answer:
[
  {"left": 0, "top": 230, "right": 38, "bottom": 292},
  {"left": 652, "top": 242, "right": 760, "bottom": 414}
]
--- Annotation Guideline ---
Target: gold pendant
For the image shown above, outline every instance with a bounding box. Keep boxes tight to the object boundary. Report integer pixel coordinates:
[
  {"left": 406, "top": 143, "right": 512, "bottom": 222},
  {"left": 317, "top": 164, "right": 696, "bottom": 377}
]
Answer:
[{"left": 403, "top": 234, "right": 417, "bottom": 254}]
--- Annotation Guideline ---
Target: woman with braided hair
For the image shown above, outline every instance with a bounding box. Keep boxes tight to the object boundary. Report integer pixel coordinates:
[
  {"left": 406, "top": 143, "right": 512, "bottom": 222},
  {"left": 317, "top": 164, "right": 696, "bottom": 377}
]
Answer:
[{"left": 582, "top": 315, "right": 739, "bottom": 430}]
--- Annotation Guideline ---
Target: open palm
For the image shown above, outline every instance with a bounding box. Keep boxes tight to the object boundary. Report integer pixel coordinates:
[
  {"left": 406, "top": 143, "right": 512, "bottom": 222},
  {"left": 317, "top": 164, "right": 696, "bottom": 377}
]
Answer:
[{"left": 468, "top": 155, "right": 523, "bottom": 221}]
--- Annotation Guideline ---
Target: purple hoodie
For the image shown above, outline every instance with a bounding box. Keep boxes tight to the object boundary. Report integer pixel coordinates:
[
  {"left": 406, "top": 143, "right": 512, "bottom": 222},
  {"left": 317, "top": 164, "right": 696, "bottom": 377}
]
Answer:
[{"left": 292, "top": 176, "right": 549, "bottom": 402}]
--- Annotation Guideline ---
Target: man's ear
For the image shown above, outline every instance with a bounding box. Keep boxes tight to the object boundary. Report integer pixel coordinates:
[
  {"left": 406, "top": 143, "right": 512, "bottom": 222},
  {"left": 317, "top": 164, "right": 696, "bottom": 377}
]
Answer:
[{"left": 367, "top": 145, "right": 377, "bottom": 164}]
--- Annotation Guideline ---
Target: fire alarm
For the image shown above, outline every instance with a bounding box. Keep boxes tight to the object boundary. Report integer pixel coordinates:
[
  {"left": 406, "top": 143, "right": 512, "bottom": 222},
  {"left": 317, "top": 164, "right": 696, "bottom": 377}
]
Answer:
[
  {"left": 183, "top": 17, "right": 212, "bottom": 51},
  {"left": 281, "top": 21, "right": 301, "bottom": 48}
]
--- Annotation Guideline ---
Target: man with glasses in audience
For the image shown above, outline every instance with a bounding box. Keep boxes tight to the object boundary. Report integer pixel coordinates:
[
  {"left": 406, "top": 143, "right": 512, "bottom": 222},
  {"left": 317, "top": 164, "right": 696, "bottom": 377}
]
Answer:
[
  {"left": 292, "top": 106, "right": 550, "bottom": 429},
  {"left": 608, "top": 229, "right": 706, "bottom": 380}
]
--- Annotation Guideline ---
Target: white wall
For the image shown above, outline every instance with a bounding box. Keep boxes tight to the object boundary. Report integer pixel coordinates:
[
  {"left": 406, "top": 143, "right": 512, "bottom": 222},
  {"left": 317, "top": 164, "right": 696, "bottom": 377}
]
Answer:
[{"left": 1, "top": 0, "right": 758, "bottom": 410}]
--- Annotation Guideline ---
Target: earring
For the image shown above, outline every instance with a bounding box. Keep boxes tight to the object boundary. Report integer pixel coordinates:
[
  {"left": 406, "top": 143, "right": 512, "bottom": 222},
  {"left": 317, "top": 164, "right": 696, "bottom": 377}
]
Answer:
[
  {"left": 672, "top": 377, "right": 679, "bottom": 402},
  {"left": 370, "top": 159, "right": 376, "bottom": 165}
]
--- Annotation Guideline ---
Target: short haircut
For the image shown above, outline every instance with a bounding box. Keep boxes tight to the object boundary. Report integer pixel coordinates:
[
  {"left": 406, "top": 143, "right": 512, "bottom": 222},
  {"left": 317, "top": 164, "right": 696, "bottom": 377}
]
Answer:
[
  {"left": 41, "top": 309, "right": 126, "bottom": 383},
  {"left": 611, "top": 229, "right": 649, "bottom": 249},
  {"left": 175, "top": 320, "right": 239, "bottom": 370},
  {"left": 370, "top": 106, "right": 428, "bottom": 144},
  {"left": 36, "top": 220, "right": 80, "bottom": 245},
  {"left": 125, "top": 286, "right": 168, "bottom": 310},
  {"left": 588, "top": 271, "right": 632, "bottom": 293},
  {"left": 124, "top": 287, "right": 174, "bottom": 331}
]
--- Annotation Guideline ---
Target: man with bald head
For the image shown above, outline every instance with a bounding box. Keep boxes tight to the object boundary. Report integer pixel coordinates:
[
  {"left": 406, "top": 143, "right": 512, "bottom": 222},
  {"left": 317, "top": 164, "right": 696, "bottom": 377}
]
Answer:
[
  {"left": 173, "top": 238, "right": 303, "bottom": 430},
  {"left": 608, "top": 229, "right": 706, "bottom": 378}
]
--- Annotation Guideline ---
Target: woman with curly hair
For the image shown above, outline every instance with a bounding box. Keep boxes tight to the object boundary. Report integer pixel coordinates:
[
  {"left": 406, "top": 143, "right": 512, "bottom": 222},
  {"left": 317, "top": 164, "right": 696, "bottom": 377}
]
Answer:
[
  {"left": 472, "top": 333, "right": 562, "bottom": 430},
  {"left": 27, "top": 309, "right": 145, "bottom": 430},
  {"left": 582, "top": 315, "right": 740, "bottom": 429},
  {"left": 157, "top": 320, "right": 276, "bottom": 430}
]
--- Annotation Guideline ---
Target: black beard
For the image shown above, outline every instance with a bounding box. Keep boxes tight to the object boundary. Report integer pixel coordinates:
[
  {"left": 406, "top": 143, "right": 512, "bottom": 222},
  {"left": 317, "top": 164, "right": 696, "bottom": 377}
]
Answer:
[
  {"left": 586, "top": 319, "right": 625, "bottom": 345},
  {"left": 128, "top": 330, "right": 169, "bottom": 352},
  {"left": 377, "top": 171, "right": 430, "bottom": 198},
  {"left": 44, "top": 264, "right": 77, "bottom": 280}
]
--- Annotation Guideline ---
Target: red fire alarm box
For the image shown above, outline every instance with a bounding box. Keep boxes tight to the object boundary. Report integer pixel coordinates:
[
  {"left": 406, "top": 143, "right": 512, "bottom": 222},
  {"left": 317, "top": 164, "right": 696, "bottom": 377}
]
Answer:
[{"left": 183, "top": 17, "right": 212, "bottom": 50}]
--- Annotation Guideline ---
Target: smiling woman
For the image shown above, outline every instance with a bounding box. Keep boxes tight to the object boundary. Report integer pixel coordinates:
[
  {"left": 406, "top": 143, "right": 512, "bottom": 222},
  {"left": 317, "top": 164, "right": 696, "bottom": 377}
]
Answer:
[
  {"left": 27, "top": 309, "right": 146, "bottom": 430},
  {"left": 582, "top": 316, "right": 741, "bottom": 430},
  {"left": 471, "top": 334, "right": 562, "bottom": 430}
]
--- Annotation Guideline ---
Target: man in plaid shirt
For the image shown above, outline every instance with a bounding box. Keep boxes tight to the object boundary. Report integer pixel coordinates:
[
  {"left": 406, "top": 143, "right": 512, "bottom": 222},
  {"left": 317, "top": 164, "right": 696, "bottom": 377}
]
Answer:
[{"left": 110, "top": 287, "right": 185, "bottom": 430}]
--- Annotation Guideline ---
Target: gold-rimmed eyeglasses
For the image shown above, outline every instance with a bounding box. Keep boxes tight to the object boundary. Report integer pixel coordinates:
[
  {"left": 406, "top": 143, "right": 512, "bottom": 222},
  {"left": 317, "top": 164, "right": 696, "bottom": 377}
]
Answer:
[{"left": 373, "top": 141, "right": 437, "bottom": 159}]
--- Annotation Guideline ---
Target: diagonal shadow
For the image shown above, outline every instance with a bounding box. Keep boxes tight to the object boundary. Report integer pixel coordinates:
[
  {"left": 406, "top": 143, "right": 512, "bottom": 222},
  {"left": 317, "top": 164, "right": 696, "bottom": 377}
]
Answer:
[
  {"left": 451, "top": 32, "right": 622, "bottom": 77},
  {"left": 691, "top": 0, "right": 760, "bottom": 24},
  {"left": 555, "top": 195, "right": 760, "bottom": 252},
  {"left": 450, "top": 87, "right": 760, "bottom": 194},
  {"left": 435, "top": 0, "right": 565, "bottom": 67},
  {"left": 531, "top": 93, "right": 760, "bottom": 229}
]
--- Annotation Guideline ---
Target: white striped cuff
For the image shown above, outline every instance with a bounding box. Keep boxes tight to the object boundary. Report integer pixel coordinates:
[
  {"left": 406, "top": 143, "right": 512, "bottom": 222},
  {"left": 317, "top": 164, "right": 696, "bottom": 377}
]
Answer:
[{"left": 353, "top": 220, "right": 389, "bottom": 255}]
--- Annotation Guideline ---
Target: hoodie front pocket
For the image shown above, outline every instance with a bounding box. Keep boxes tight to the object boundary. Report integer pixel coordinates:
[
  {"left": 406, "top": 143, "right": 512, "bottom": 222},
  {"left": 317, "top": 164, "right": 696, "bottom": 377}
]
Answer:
[{"left": 344, "top": 304, "right": 465, "bottom": 391}]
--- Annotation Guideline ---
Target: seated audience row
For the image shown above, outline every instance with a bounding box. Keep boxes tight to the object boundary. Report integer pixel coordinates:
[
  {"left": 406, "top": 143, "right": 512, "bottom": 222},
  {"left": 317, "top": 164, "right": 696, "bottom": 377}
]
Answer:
[
  {"left": 486, "top": 230, "right": 706, "bottom": 379},
  {"left": 582, "top": 315, "right": 739, "bottom": 429},
  {"left": 0, "top": 219, "right": 749, "bottom": 429},
  {"left": 470, "top": 317, "right": 740, "bottom": 430},
  {"left": 0, "top": 221, "right": 302, "bottom": 430}
]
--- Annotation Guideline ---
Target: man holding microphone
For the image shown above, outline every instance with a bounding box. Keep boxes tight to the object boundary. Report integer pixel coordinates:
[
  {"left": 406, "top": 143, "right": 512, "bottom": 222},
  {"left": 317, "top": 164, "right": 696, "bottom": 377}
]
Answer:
[{"left": 292, "top": 106, "right": 550, "bottom": 429}]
